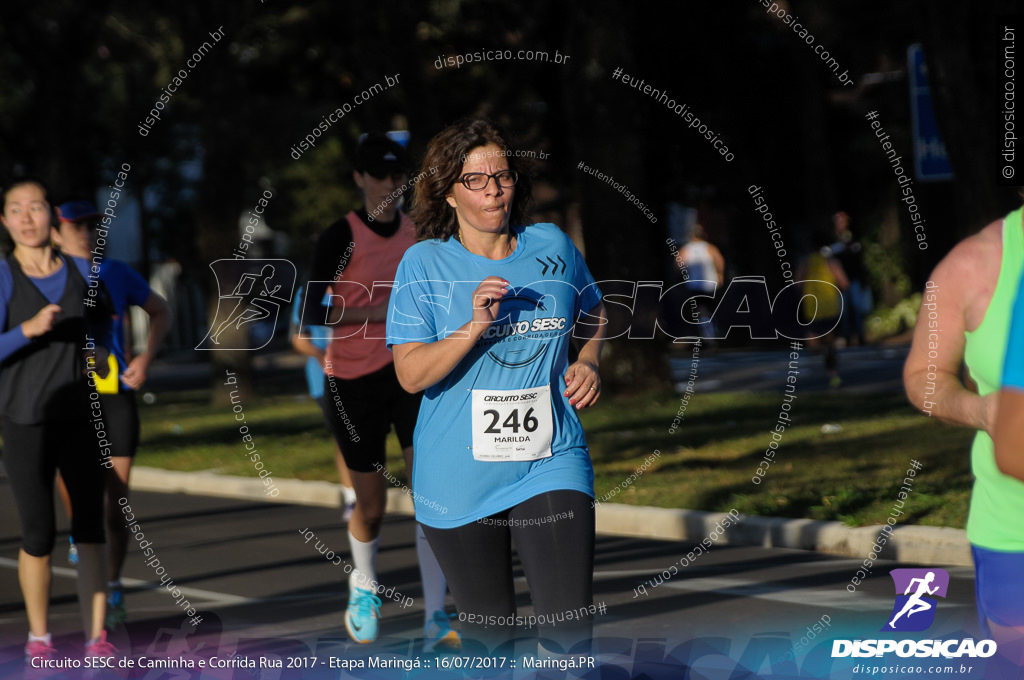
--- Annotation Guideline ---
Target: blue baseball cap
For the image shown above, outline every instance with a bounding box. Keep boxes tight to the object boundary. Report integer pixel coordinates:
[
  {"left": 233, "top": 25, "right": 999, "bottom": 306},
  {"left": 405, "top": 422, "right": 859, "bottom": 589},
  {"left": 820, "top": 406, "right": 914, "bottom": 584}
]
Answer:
[{"left": 57, "top": 200, "right": 100, "bottom": 223}]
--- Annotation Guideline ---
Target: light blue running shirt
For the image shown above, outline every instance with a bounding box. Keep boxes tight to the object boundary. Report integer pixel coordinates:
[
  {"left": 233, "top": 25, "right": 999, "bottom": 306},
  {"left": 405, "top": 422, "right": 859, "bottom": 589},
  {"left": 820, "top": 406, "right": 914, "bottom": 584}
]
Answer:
[
  {"left": 1004, "top": 270, "right": 1024, "bottom": 389},
  {"left": 386, "top": 223, "right": 602, "bottom": 528}
]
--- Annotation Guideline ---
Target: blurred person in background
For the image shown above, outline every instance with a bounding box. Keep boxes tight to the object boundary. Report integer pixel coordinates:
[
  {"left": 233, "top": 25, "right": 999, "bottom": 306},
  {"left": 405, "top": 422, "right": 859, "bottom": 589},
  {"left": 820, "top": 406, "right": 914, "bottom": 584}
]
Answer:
[
  {"left": 290, "top": 283, "right": 357, "bottom": 520},
  {"left": 302, "top": 133, "right": 458, "bottom": 650},
  {"left": 676, "top": 223, "right": 725, "bottom": 348},
  {"left": 797, "top": 236, "right": 848, "bottom": 388},
  {"left": 51, "top": 198, "right": 171, "bottom": 627},
  {"left": 829, "top": 211, "right": 871, "bottom": 346}
]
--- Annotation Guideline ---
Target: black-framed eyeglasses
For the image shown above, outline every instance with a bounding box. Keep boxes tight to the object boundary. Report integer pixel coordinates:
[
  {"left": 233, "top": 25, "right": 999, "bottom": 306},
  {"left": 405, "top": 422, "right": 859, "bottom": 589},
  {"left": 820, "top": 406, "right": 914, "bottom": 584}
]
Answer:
[{"left": 457, "top": 170, "right": 518, "bottom": 191}]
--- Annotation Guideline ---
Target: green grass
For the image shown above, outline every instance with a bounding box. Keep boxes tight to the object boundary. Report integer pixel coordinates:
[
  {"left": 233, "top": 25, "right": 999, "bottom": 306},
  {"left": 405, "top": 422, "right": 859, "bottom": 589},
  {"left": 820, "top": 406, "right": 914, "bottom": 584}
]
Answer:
[
  {"left": 581, "top": 391, "right": 973, "bottom": 528},
  {"left": 135, "top": 387, "right": 975, "bottom": 529}
]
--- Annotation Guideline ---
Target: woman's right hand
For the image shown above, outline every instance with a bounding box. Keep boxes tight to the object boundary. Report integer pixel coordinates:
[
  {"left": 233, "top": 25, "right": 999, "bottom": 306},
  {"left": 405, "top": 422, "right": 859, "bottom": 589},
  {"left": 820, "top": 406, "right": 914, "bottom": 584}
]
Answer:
[
  {"left": 85, "top": 345, "right": 112, "bottom": 379},
  {"left": 472, "top": 276, "right": 509, "bottom": 326},
  {"left": 392, "top": 277, "right": 510, "bottom": 394},
  {"left": 21, "top": 304, "right": 61, "bottom": 339}
]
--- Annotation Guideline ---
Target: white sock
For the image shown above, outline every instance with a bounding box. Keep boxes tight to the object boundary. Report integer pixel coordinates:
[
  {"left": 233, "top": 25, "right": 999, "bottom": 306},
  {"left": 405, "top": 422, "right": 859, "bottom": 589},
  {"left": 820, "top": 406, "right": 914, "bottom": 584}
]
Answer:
[
  {"left": 348, "top": 530, "right": 379, "bottom": 592},
  {"left": 416, "top": 523, "right": 448, "bottom": 627},
  {"left": 342, "top": 486, "right": 357, "bottom": 505},
  {"left": 28, "top": 632, "right": 51, "bottom": 645}
]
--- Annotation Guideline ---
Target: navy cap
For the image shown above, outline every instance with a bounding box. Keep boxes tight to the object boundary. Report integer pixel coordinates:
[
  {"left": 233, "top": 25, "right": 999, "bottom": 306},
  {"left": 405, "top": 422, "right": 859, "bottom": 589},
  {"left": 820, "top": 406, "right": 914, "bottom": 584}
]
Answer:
[
  {"left": 57, "top": 200, "right": 100, "bottom": 223},
  {"left": 355, "top": 134, "right": 410, "bottom": 177}
]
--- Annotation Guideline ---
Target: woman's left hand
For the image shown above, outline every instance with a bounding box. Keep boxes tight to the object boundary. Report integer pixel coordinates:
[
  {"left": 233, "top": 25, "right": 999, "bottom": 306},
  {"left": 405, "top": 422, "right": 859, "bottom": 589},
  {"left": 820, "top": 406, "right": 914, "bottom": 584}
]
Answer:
[{"left": 565, "top": 360, "right": 601, "bottom": 410}]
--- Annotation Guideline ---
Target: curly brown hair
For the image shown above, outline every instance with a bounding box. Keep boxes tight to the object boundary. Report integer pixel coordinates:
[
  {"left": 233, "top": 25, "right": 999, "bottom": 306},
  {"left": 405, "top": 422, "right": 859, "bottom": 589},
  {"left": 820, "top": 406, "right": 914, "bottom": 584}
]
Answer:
[{"left": 409, "top": 118, "right": 533, "bottom": 241}]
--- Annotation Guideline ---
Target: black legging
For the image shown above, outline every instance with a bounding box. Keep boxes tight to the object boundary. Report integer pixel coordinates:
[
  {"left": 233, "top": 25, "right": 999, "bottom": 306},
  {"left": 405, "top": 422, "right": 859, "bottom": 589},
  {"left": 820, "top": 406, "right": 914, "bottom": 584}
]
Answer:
[
  {"left": 3, "top": 412, "right": 105, "bottom": 557},
  {"left": 422, "top": 490, "right": 595, "bottom": 652}
]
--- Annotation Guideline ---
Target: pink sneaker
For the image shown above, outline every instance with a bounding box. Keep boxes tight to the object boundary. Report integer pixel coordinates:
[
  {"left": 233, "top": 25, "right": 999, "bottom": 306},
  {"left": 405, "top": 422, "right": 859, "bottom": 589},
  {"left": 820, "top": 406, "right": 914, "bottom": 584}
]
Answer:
[
  {"left": 84, "top": 630, "right": 119, "bottom": 658},
  {"left": 24, "top": 637, "right": 57, "bottom": 662}
]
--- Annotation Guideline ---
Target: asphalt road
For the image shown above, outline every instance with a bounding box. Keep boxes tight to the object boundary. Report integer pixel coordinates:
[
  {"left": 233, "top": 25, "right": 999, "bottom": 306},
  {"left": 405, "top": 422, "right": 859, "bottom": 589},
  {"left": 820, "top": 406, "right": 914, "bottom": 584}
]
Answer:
[
  {"left": 140, "top": 342, "right": 911, "bottom": 398},
  {"left": 0, "top": 343, "right": 998, "bottom": 679},
  {"left": 669, "top": 344, "right": 910, "bottom": 395},
  {"left": 0, "top": 482, "right": 996, "bottom": 679}
]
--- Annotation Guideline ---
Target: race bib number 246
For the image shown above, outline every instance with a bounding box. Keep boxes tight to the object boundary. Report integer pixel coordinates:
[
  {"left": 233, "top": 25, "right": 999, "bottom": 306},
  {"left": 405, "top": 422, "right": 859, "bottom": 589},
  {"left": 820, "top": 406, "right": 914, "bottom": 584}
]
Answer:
[{"left": 471, "top": 385, "right": 553, "bottom": 461}]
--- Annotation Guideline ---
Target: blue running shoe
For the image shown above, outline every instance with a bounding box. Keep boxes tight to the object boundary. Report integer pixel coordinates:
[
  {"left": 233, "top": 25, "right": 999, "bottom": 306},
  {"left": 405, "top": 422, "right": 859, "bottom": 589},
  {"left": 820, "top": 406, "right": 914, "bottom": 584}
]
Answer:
[
  {"left": 344, "top": 586, "right": 381, "bottom": 644},
  {"left": 68, "top": 537, "right": 78, "bottom": 565},
  {"left": 106, "top": 584, "right": 126, "bottom": 627},
  {"left": 423, "top": 610, "right": 461, "bottom": 653}
]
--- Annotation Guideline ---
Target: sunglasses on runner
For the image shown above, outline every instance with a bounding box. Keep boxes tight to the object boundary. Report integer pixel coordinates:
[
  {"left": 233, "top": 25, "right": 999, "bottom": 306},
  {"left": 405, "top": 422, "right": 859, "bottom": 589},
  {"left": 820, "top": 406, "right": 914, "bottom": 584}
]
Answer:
[{"left": 365, "top": 169, "right": 407, "bottom": 182}]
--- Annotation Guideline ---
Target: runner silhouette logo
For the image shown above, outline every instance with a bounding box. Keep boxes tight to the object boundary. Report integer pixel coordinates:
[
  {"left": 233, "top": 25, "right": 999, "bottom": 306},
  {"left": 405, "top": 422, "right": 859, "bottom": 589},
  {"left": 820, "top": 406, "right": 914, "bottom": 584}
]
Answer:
[
  {"left": 882, "top": 568, "right": 949, "bottom": 632},
  {"left": 197, "top": 259, "right": 296, "bottom": 350}
]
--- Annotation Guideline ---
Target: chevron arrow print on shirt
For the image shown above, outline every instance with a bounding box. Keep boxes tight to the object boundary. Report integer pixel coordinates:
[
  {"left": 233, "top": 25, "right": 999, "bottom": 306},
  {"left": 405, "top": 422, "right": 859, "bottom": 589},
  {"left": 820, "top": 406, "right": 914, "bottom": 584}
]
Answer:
[{"left": 535, "top": 255, "right": 567, "bottom": 275}]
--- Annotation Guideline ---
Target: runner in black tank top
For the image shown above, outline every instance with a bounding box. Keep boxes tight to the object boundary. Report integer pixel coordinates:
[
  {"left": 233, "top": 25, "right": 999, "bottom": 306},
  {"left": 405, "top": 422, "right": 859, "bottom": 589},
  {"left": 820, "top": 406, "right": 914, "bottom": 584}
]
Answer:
[{"left": 0, "top": 179, "right": 119, "bottom": 662}]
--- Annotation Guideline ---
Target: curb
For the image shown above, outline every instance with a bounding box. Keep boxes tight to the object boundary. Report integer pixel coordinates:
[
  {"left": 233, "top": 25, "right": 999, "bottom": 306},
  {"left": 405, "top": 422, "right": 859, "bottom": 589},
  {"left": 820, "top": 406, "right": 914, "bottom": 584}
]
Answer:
[{"left": 130, "top": 467, "right": 972, "bottom": 567}]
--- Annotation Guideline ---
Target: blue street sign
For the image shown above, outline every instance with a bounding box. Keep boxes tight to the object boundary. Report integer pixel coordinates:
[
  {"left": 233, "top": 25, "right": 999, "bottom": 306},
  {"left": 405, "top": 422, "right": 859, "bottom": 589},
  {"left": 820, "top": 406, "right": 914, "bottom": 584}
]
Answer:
[{"left": 908, "top": 44, "right": 954, "bottom": 181}]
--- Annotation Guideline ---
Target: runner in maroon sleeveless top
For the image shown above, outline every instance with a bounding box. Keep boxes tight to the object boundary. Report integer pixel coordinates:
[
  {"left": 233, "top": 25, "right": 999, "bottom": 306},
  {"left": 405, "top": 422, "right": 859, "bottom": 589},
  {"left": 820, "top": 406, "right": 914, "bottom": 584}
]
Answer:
[{"left": 302, "top": 134, "right": 458, "bottom": 649}]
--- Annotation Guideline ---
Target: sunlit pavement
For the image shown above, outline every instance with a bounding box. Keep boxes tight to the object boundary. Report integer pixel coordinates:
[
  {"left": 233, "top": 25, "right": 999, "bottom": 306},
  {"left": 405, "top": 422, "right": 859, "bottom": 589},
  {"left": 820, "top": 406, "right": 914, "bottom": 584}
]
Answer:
[{"left": 0, "top": 483, "right": 982, "bottom": 678}]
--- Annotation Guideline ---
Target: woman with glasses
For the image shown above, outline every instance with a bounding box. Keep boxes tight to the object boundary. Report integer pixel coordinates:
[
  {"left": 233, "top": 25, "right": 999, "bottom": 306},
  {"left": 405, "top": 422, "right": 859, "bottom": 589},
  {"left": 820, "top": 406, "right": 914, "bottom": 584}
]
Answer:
[
  {"left": 387, "top": 118, "right": 607, "bottom": 652},
  {"left": 302, "top": 133, "right": 458, "bottom": 651}
]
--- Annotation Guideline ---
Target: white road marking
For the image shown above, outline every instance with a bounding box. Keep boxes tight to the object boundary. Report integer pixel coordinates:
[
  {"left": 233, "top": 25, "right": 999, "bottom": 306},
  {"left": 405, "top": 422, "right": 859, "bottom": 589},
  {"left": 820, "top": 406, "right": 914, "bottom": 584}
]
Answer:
[
  {"left": 595, "top": 569, "right": 967, "bottom": 612},
  {"left": 0, "top": 557, "right": 253, "bottom": 608}
]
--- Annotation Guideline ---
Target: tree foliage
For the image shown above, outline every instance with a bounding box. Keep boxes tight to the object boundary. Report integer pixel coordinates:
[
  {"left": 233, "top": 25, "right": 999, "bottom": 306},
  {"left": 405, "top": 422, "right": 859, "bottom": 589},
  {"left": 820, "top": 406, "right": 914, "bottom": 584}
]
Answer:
[{"left": 1, "top": 0, "right": 1015, "bottom": 392}]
